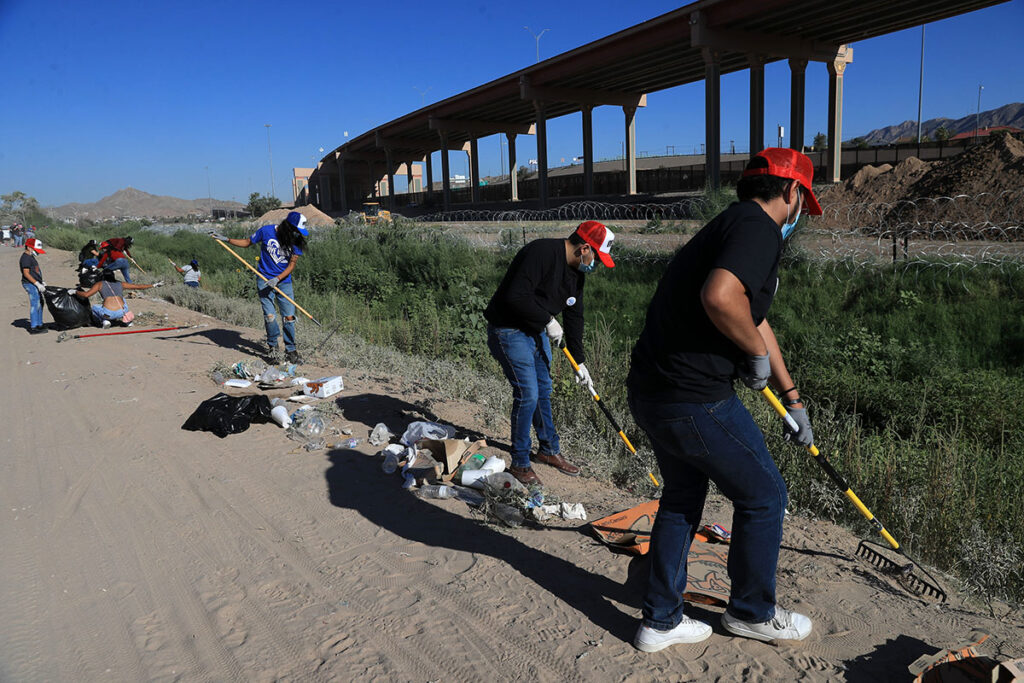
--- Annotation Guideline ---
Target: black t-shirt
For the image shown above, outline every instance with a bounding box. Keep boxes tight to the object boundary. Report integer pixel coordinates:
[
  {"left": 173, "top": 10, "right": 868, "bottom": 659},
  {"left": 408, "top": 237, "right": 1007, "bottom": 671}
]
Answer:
[
  {"left": 484, "top": 238, "right": 586, "bottom": 362},
  {"left": 628, "top": 201, "right": 782, "bottom": 402},
  {"left": 19, "top": 252, "right": 41, "bottom": 284}
]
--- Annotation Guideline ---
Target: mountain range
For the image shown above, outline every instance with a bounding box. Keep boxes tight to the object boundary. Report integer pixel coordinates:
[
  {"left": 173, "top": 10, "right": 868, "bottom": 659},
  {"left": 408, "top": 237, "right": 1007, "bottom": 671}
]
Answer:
[
  {"left": 852, "top": 102, "right": 1023, "bottom": 144},
  {"left": 48, "top": 187, "right": 245, "bottom": 221}
]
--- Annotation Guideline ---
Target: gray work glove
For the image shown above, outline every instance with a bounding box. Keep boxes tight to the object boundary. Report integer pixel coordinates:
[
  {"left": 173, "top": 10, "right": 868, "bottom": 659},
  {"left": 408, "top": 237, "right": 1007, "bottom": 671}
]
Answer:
[
  {"left": 209, "top": 232, "right": 228, "bottom": 241},
  {"left": 66, "top": 288, "right": 78, "bottom": 296},
  {"left": 783, "top": 407, "right": 814, "bottom": 447},
  {"left": 544, "top": 318, "right": 564, "bottom": 347},
  {"left": 260, "top": 276, "right": 280, "bottom": 291},
  {"left": 738, "top": 352, "right": 771, "bottom": 390},
  {"left": 34, "top": 281, "right": 46, "bottom": 293}
]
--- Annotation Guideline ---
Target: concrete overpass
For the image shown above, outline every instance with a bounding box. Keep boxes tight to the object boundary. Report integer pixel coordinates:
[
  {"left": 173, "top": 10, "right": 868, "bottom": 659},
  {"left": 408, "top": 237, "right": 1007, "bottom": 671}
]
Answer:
[{"left": 306, "top": 0, "right": 1008, "bottom": 215}]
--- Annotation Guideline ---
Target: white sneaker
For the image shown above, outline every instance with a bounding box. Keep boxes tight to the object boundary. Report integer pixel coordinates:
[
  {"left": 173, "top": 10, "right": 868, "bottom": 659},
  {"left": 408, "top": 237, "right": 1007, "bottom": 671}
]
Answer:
[
  {"left": 633, "top": 617, "right": 712, "bottom": 652},
  {"left": 101, "top": 320, "right": 111, "bottom": 329},
  {"left": 721, "top": 607, "right": 812, "bottom": 642}
]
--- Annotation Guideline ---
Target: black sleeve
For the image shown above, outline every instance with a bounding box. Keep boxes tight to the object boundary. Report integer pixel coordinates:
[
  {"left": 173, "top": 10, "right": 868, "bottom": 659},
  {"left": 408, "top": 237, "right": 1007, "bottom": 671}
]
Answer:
[
  {"left": 502, "top": 246, "right": 557, "bottom": 333},
  {"left": 713, "top": 219, "right": 779, "bottom": 302},
  {"left": 562, "top": 275, "right": 585, "bottom": 364}
]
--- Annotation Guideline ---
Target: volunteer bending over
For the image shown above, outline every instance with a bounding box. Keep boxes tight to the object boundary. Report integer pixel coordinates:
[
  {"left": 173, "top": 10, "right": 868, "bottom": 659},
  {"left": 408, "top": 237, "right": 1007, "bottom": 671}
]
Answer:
[{"left": 72, "top": 270, "right": 163, "bottom": 327}]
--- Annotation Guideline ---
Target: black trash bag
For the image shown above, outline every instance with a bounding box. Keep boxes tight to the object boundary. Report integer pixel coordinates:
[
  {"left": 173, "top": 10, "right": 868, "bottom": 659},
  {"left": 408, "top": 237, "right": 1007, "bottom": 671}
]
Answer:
[
  {"left": 43, "top": 286, "right": 92, "bottom": 330},
  {"left": 182, "top": 392, "right": 273, "bottom": 438}
]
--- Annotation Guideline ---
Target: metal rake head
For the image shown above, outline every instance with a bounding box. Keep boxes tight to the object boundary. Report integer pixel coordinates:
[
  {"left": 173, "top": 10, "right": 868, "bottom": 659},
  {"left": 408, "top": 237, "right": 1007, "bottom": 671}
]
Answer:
[{"left": 856, "top": 540, "right": 947, "bottom": 602}]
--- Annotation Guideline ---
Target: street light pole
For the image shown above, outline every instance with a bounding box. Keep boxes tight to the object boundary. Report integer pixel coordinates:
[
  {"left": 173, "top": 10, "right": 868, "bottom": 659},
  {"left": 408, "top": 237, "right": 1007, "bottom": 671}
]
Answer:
[
  {"left": 523, "top": 26, "right": 549, "bottom": 63},
  {"left": 975, "top": 84, "right": 984, "bottom": 141},
  {"left": 265, "top": 124, "right": 276, "bottom": 198}
]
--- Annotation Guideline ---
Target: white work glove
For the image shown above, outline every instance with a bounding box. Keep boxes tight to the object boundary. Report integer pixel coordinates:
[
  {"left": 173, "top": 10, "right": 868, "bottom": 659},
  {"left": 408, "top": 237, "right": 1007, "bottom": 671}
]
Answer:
[
  {"left": 34, "top": 281, "right": 46, "bottom": 293},
  {"left": 574, "top": 363, "right": 595, "bottom": 394},
  {"left": 66, "top": 288, "right": 78, "bottom": 296},
  {"left": 261, "top": 276, "right": 280, "bottom": 290},
  {"left": 209, "top": 232, "right": 228, "bottom": 241},
  {"left": 544, "top": 317, "right": 564, "bottom": 347},
  {"left": 151, "top": 281, "right": 164, "bottom": 287},
  {"left": 169, "top": 260, "right": 177, "bottom": 267},
  {"left": 738, "top": 352, "right": 771, "bottom": 390}
]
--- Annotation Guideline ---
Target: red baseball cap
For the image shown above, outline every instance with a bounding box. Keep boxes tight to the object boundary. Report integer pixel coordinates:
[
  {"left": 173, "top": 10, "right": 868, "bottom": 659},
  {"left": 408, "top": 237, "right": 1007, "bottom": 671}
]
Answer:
[
  {"left": 574, "top": 220, "right": 615, "bottom": 268},
  {"left": 741, "top": 147, "right": 822, "bottom": 216},
  {"left": 25, "top": 238, "right": 46, "bottom": 254}
]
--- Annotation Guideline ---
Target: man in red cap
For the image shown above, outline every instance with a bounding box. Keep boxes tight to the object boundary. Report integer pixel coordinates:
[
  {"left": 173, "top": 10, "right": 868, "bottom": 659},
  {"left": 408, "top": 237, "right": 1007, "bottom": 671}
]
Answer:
[
  {"left": 627, "top": 148, "right": 821, "bottom": 652},
  {"left": 484, "top": 220, "right": 615, "bottom": 486},
  {"left": 20, "top": 237, "right": 49, "bottom": 334}
]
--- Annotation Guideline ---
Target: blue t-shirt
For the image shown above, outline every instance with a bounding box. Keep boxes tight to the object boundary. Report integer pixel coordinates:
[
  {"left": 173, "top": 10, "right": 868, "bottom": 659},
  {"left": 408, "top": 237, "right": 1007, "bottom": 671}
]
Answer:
[{"left": 250, "top": 224, "right": 303, "bottom": 283}]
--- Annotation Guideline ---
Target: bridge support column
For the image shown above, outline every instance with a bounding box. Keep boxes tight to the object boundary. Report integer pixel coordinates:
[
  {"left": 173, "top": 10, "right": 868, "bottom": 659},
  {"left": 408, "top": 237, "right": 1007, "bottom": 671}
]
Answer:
[
  {"left": 424, "top": 153, "right": 433, "bottom": 200},
  {"left": 789, "top": 58, "right": 807, "bottom": 152},
  {"left": 534, "top": 101, "right": 549, "bottom": 207},
  {"left": 440, "top": 134, "right": 451, "bottom": 212},
  {"left": 336, "top": 156, "right": 348, "bottom": 213},
  {"left": 582, "top": 105, "right": 594, "bottom": 197},
  {"left": 703, "top": 48, "right": 721, "bottom": 189},
  {"left": 623, "top": 105, "right": 637, "bottom": 195},
  {"left": 506, "top": 133, "right": 518, "bottom": 201},
  {"left": 827, "top": 53, "right": 848, "bottom": 183},
  {"left": 469, "top": 136, "right": 480, "bottom": 203},
  {"left": 384, "top": 148, "right": 395, "bottom": 210},
  {"left": 749, "top": 54, "right": 765, "bottom": 154}
]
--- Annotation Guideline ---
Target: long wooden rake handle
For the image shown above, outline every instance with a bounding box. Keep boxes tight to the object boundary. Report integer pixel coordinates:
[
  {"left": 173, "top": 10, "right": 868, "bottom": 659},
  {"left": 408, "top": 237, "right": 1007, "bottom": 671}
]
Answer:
[{"left": 213, "top": 238, "right": 321, "bottom": 327}]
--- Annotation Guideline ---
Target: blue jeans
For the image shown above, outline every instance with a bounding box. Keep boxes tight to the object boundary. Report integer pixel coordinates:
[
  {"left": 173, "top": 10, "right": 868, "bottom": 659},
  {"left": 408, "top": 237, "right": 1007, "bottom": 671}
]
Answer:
[
  {"left": 91, "top": 304, "right": 128, "bottom": 321},
  {"left": 258, "top": 278, "right": 296, "bottom": 351},
  {"left": 486, "top": 325, "right": 560, "bottom": 468},
  {"left": 102, "top": 257, "right": 132, "bottom": 283},
  {"left": 628, "top": 391, "right": 787, "bottom": 628},
  {"left": 22, "top": 282, "right": 43, "bottom": 328},
  {"left": 185, "top": 281, "right": 199, "bottom": 288}
]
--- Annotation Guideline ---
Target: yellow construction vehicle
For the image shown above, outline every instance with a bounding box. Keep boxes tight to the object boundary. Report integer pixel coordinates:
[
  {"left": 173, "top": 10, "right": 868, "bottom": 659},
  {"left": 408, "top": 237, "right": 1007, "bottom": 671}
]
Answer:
[{"left": 359, "top": 202, "right": 391, "bottom": 225}]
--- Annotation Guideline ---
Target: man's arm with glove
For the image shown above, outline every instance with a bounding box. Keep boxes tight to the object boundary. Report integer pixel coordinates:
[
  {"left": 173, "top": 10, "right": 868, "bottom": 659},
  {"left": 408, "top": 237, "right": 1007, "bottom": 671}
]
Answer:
[
  {"left": 544, "top": 317, "right": 563, "bottom": 346},
  {"left": 34, "top": 281, "right": 46, "bottom": 293},
  {"left": 260, "top": 276, "right": 280, "bottom": 290},
  {"left": 574, "top": 362, "right": 595, "bottom": 395}
]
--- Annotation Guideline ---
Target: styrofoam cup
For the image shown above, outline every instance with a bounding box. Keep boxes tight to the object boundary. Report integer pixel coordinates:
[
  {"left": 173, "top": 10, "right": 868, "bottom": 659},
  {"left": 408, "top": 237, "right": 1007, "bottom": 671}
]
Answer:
[{"left": 271, "top": 405, "right": 291, "bottom": 428}]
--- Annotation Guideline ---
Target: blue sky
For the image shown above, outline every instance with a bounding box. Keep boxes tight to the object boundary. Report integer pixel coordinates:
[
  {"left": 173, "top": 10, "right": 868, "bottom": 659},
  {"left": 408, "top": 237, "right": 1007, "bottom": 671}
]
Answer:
[{"left": 1, "top": 0, "right": 1021, "bottom": 207}]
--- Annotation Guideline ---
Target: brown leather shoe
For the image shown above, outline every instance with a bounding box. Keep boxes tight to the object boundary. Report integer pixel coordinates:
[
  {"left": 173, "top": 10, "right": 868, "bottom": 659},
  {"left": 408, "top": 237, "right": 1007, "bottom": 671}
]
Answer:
[
  {"left": 534, "top": 452, "right": 580, "bottom": 476},
  {"left": 509, "top": 465, "right": 542, "bottom": 486}
]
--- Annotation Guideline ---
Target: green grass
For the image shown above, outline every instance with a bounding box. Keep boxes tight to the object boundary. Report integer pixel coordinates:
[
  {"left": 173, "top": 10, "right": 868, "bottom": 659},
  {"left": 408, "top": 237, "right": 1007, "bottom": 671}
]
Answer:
[{"left": 47, "top": 220, "right": 1024, "bottom": 605}]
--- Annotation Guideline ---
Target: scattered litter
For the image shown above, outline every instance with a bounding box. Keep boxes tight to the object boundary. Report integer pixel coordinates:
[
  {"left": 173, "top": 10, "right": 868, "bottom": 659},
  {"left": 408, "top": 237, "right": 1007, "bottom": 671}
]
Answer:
[
  {"left": 287, "top": 412, "right": 326, "bottom": 443},
  {"left": 270, "top": 405, "right": 291, "bottom": 428},
  {"left": 303, "top": 438, "right": 326, "bottom": 451},
  {"left": 345, "top": 438, "right": 362, "bottom": 449},
  {"left": 400, "top": 421, "right": 455, "bottom": 446},
  {"left": 369, "top": 423, "right": 393, "bottom": 446},
  {"left": 380, "top": 444, "right": 406, "bottom": 473},
  {"left": 290, "top": 376, "right": 310, "bottom": 387},
  {"left": 703, "top": 523, "right": 732, "bottom": 543},
  {"left": 303, "top": 375, "right": 343, "bottom": 398},
  {"left": 223, "top": 379, "right": 252, "bottom": 388},
  {"left": 285, "top": 394, "right": 317, "bottom": 403},
  {"left": 233, "top": 359, "right": 267, "bottom": 381},
  {"left": 341, "top": 427, "right": 353, "bottom": 435}
]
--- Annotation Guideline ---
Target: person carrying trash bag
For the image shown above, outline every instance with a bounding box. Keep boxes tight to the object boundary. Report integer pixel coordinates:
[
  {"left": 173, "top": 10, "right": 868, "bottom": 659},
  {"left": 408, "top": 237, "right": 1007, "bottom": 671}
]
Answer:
[
  {"left": 71, "top": 269, "right": 163, "bottom": 327},
  {"left": 210, "top": 211, "right": 308, "bottom": 364},
  {"left": 19, "top": 237, "right": 49, "bottom": 334},
  {"left": 626, "top": 148, "right": 821, "bottom": 652},
  {"left": 483, "top": 220, "right": 615, "bottom": 487}
]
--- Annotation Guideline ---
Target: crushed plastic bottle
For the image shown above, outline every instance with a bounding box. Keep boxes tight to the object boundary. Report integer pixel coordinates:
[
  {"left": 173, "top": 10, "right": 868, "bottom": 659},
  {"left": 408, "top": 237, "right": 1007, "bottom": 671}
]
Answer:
[
  {"left": 346, "top": 438, "right": 362, "bottom": 449},
  {"left": 452, "top": 486, "right": 485, "bottom": 506},
  {"left": 482, "top": 471, "right": 528, "bottom": 495},
  {"left": 303, "top": 438, "right": 326, "bottom": 451},
  {"left": 211, "top": 371, "right": 226, "bottom": 385},
  {"left": 261, "top": 365, "right": 286, "bottom": 384},
  {"left": 491, "top": 502, "right": 524, "bottom": 527},
  {"left": 369, "top": 422, "right": 393, "bottom": 447},
  {"left": 380, "top": 444, "right": 404, "bottom": 473},
  {"left": 233, "top": 359, "right": 266, "bottom": 380},
  {"left": 288, "top": 412, "right": 325, "bottom": 442},
  {"left": 418, "top": 484, "right": 452, "bottom": 499}
]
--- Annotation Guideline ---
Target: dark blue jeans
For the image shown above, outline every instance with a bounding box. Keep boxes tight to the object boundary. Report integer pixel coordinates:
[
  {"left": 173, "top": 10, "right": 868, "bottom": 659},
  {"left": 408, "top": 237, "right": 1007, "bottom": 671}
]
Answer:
[
  {"left": 628, "top": 391, "right": 787, "bottom": 629},
  {"left": 258, "top": 278, "right": 297, "bottom": 352},
  {"left": 102, "top": 257, "right": 132, "bottom": 283},
  {"left": 487, "top": 325, "right": 560, "bottom": 469}
]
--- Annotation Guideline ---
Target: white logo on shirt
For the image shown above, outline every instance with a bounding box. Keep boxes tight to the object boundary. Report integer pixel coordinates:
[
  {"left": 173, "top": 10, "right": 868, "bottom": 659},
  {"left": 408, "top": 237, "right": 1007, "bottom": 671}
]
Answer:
[
  {"left": 266, "top": 238, "right": 287, "bottom": 265},
  {"left": 566, "top": 297, "right": 577, "bottom": 306}
]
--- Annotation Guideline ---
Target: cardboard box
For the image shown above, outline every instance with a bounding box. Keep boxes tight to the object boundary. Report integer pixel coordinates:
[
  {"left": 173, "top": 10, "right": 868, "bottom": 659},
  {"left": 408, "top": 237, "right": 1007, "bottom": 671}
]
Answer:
[
  {"left": 302, "top": 376, "right": 343, "bottom": 399},
  {"left": 417, "top": 438, "right": 487, "bottom": 480}
]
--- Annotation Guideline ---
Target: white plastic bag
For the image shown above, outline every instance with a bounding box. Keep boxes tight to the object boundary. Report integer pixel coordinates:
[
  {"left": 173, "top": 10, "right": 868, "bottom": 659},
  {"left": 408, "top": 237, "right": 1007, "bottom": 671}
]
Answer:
[{"left": 400, "top": 421, "right": 455, "bottom": 446}]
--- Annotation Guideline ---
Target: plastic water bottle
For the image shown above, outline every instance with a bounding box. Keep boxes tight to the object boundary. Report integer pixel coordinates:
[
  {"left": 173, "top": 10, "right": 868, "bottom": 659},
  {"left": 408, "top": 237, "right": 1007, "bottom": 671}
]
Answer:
[
  {"left": 455, "top": 453, "right": 486, "bottom": 477},
  {"left": 418, "top": 484, "right": 452, "bottom": 499},
  {"left": 492, "top": 502, "right": 524, "bottom": 527},
  {"left": 382, "top": 448, "right": 401, "bottom": 474}
]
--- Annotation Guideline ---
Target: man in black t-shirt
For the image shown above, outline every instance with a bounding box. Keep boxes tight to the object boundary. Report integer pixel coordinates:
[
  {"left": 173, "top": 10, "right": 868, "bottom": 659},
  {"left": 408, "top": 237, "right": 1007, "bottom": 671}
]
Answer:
[
  {"left": 628, "top": 148, "right": 821, "bottom": 652},
  {"left": 20, "top": 237, "right": 49, "bottom": 334},
  {"left": 484, "top": 221, "right": 615, "bottom": 487}
]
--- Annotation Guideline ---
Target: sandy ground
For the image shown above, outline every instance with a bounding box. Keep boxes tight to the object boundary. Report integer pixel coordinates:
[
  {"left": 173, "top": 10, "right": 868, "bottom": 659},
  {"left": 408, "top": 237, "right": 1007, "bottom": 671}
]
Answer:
[{"left": 3, "top": 247, "right": 1022, "bottom": 682}]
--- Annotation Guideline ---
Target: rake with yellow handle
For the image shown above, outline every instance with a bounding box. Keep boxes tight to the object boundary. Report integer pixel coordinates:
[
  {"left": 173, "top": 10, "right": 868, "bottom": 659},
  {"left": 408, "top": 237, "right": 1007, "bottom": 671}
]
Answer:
[
  {"left": 760, "top": 386, "right": 946, "bottom": 600},
  {"left": 126, "top": 253, "right": 147, "bottom": 275},
  {"left": 213, "top": 238, "right": 322, "bottom": 327},
  {"left": 560, "top": 345, "right": 660, "bottom": 488}
]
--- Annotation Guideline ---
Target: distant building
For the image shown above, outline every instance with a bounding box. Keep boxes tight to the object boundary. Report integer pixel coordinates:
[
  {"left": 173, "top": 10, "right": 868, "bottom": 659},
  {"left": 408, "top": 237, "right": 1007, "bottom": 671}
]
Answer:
[{"left": 949, "top": 126, "right": 1024, "bottom": 140}]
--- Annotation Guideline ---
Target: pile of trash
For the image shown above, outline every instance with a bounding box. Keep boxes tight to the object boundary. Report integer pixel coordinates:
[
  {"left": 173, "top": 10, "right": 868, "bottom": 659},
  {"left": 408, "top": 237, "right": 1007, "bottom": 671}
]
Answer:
[{"left": 373, "top": 420, "right": 587, "bottom": 528}]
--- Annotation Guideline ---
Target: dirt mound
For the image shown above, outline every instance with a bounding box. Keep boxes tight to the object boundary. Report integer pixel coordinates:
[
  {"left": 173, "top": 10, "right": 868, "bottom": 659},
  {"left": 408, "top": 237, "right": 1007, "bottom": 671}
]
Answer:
[
  {"left": 820, "top": 133, "right": 1024, "bottom": 208},
  {"left": 257, "top": 205, "right": 335, "bottom": 228},
  {"left": 908, "top": 132, "right": 1024, "bottom": 198}
]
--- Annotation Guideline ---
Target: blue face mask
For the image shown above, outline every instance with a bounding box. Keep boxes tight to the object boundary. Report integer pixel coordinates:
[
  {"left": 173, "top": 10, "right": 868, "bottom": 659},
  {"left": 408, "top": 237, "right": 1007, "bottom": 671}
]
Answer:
[
  {"left": 578, "top": 259, "right": 597, "bottom": 273},
  {"left": 781, "top": 186, "right": 804, "bottom": 240}
]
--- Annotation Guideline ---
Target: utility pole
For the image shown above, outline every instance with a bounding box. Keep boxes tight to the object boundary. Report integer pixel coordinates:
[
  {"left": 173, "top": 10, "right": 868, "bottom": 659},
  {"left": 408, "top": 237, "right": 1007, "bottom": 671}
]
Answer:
[
  {"left": 916, "top": 26, "right": 925, "bottom": 143},
  {"left": 413, "top": 85, "right": 432, "bottom": 107},
  {"left": 205, "top": 166, "right": 212, "bottom": 217},
  {"left": 523, "top": 26, "right": 549, "bottom": 63},
  {"left": 265, "top": 124, "right": 276, "bottom": 198},
  {"left": 975, "top": 84, "right": 984, "bottom": 141}
]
